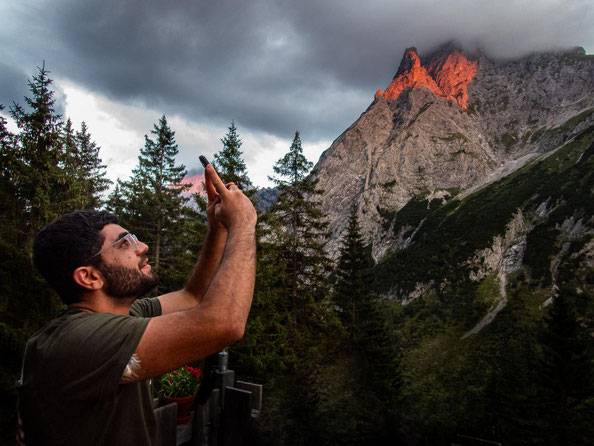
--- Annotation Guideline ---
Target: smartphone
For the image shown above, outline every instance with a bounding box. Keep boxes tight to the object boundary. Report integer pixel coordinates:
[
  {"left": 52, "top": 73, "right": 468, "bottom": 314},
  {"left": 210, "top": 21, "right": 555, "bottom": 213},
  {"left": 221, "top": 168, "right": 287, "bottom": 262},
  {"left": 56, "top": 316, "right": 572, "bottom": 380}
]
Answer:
[{"left": 199, "top": 155, "right": 210, "bottom": 168}]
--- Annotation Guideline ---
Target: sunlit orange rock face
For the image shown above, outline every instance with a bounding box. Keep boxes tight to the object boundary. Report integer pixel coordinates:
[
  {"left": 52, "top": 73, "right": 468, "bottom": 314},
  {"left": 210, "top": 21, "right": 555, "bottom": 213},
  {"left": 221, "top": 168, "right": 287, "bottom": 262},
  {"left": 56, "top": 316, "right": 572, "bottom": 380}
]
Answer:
[
  {"left": 426, "top": 52, "right": 477, "bottom": 108},
  {"left": 381, "top": 47, "right": 477, "bottom": 109}
]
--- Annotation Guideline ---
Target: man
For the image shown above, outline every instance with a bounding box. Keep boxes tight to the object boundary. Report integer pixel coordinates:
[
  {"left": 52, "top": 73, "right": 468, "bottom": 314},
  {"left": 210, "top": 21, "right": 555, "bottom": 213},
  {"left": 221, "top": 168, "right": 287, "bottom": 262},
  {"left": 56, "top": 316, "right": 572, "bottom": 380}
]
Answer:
[{"left": 16, "top": 164, "right": 257, "bottom": 445}]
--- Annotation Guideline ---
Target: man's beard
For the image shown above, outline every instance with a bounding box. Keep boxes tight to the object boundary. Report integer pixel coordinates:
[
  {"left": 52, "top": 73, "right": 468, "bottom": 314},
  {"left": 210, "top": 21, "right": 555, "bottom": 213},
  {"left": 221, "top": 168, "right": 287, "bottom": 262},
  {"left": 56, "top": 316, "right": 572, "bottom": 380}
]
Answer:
[{"left": 98, "top": 257, "right": 158, "bottom": 299}]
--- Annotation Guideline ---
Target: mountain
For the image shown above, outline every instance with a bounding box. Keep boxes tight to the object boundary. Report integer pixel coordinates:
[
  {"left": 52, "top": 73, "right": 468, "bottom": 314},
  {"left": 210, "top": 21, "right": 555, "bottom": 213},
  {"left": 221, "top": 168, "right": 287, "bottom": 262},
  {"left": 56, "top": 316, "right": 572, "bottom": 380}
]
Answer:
[
  {"left": 313, "top": 43, "right": 594, "bottom": 263},
  {"left": 303, "top": 44, "right": 594, "bottom": 442}
]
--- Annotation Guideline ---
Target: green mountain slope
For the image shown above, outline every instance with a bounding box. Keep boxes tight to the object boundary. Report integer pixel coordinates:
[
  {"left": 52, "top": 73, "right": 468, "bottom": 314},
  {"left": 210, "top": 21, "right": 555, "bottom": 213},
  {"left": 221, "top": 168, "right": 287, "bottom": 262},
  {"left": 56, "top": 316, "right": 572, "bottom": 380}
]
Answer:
[{"left": 371, "top": 124, "right": 594, "bottom": 444}]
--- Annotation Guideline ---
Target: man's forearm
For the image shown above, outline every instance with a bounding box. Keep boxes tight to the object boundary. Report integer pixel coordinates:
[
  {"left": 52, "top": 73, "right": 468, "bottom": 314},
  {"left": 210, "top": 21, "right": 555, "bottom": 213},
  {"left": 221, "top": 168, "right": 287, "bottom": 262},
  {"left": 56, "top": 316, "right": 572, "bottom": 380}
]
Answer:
[
  {"left": 197, "top": 227, "right": 256, "bottom": 335},
  {"left": 184, "top": 228, "right": 228, "bottom": 302}
]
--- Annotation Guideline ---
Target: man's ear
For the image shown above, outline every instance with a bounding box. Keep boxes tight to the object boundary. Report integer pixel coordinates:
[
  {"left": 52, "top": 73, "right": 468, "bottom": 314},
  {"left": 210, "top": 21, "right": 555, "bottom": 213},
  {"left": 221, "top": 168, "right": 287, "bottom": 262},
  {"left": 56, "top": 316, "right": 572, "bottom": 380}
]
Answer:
[{"left": 72, "top": 266, "right": 104, "bottom": 291}]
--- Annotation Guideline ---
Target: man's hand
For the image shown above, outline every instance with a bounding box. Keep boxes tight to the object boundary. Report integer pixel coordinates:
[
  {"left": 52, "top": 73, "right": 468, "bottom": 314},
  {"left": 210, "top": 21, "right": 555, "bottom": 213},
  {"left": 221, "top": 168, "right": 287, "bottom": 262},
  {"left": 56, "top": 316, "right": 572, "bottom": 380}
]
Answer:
[
  {"left": 206, "top": 165, "right": 257, "bottom": 231},
  {"left": 156, "top": 165, "right": 250, "bottom": 314},
  {"left": 204, "top": 165, "right": 226, "bottom": 233}
]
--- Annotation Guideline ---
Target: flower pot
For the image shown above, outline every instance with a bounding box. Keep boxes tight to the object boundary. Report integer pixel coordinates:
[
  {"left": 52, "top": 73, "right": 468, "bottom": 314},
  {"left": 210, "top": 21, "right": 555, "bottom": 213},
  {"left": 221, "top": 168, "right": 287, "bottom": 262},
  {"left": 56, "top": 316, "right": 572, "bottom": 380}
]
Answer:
[{"left": 164, "top": 394, "right": 195, "bottom": 424}]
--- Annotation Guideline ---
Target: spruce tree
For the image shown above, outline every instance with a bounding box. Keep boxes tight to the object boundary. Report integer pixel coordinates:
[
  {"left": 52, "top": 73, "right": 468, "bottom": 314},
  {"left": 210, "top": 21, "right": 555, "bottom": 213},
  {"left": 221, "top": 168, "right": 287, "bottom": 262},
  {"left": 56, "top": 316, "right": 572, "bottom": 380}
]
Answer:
[
  {"left": 60, "top": 118, "right": 87, "bottom": 210},
  {"left": 9, "top": 62, "right": 68, "bottom": 235},
  {"left": 333, "top": 205, "right": 374, "bottom": 339},
  {"left": 75, "top": 121, "right": 111, "bottom": 208},
  {"left": 538, "top": 287, "right": 593, "bottom": 445},
  {"left": 106, "top": 180, "right": 127, "bottom": 216},
  {"left": 235, "top": 132, "right": 334, "bottom": 378},
  {"left": 474, "top": 289, "right": 541, "bottom": 443},
  {"left": 333, "top": 205, "right": 402, "bottom": 433},
  {"left": 213, "top": 121, "right": 253, "bottom": 195},
  {"left": 267, "top": 131, "right": 331, "bottom": 312}
]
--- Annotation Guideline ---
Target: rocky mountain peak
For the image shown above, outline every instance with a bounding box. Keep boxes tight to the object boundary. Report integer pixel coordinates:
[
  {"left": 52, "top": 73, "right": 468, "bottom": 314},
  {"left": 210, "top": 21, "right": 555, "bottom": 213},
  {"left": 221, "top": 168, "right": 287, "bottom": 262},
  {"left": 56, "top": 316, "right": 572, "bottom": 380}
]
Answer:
[
  {"left": 395, "top": 47, "right": 421, "bottom": 76},
  {"left": 377, "top": 46, "right": 477, "bottom": 109}
]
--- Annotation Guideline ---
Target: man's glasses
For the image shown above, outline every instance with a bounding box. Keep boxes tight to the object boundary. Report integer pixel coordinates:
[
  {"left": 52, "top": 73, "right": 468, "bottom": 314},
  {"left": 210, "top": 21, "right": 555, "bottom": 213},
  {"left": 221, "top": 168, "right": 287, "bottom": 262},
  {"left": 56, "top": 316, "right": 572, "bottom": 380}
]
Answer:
[{"left": 86, "top": 233, "right": 140, "bottom": 262}]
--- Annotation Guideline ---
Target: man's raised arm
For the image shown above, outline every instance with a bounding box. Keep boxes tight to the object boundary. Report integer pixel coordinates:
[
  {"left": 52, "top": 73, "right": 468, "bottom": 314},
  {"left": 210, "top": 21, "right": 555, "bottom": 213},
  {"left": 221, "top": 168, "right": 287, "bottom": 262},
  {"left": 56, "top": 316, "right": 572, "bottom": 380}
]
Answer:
[
  {"left": 157, "top": 165, "right": 229, "bottom": 314},
  {"left": 129, "top": 165, "right": 257, "bottom": 381}
]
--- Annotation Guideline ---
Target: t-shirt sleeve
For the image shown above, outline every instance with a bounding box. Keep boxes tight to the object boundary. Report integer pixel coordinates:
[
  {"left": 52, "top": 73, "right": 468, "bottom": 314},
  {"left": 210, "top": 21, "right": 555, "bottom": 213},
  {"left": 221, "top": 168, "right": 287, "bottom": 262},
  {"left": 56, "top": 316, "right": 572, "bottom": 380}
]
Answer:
[
  {"left": 46, "top": 313, "right": 150, "bottom": 401},
  {"left": 130, "top": 296, "right": 162, "bottom": 317}
]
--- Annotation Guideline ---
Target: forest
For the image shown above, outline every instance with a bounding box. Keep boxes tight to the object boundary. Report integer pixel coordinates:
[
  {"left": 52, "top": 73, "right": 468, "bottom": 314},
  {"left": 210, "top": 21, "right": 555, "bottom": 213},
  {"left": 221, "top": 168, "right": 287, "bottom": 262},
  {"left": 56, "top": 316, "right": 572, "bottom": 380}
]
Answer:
[{"left": 1, "top": 66, "right": 593, "bottom": 446}]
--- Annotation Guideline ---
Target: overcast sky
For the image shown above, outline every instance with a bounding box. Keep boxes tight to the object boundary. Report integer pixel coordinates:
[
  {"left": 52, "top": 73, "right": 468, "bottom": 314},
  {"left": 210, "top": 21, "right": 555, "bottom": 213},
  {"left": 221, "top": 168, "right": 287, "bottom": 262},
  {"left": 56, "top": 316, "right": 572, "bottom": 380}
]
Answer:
[{"left": 1, "top": 0, "right": 592, "bottom": 187}]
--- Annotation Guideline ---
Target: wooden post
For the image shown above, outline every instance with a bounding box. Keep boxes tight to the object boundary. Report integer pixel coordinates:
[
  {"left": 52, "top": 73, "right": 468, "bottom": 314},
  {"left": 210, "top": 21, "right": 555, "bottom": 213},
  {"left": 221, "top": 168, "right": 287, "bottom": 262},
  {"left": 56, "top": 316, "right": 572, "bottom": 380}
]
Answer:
[
  {"left": 193, "top": 389, "right": 220, "bottom": 446},
  {"left": 215, "top": 351, "right": 235, "bottom": 408},
  {"left": 235, "top": 381, "right": 263, "bottom": 416},
  {"left": 153, "top": 402, "right": 177, "bottom": 446},
  {"left": 219, "top": 387, "right": 252, "bottom": 446}
]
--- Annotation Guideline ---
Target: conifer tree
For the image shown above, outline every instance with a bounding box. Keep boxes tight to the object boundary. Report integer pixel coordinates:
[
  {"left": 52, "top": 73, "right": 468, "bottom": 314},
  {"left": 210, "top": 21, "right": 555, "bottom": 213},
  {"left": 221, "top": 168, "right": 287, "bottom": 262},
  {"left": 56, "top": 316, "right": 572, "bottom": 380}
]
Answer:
[
  {"left": 213, "top": 121, "right": 253, "bottom": 195},
  {"left": 9, "top": 63, "right": 68, "bottom": 235},
  {"left": 0, "top": 105, "right": 9, "bottom": 146},
  {"left": 474, "top": 289, "right": 541, "bottom": 443},
  {"left": 60, "top": 118, "right": 87, "bottom": 210},
  {"left": 235, "top": 132, "right": 334, "bottom": 379},
  {"left": 108, "top": 115, "right": 196, "bottom": 293},
  {"left": 267, "top": 131, "right": 331, "bottom": 311},
  {"left": 1, "top": 70, "right": 74, "bottom": 437},
  {"left": 538, "top": 287, "right": 594, "bottom": 445},
  {"left": 106, "top": 180, "right": 127, "bottom": 216},
  {"left": 333, "top": 205, "right": 374, "bottom": 338},
  {"left": 75, "top": 121, "right": 111, "bottom": 208},
  {"left": 333, "top": 205, "right": 402, "bottom": 427}
]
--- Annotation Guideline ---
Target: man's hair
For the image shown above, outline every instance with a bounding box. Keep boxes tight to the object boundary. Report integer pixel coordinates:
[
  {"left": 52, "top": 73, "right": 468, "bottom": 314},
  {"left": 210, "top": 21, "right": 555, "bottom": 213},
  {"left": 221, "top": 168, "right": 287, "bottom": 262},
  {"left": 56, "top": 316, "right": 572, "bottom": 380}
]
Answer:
[{"left": 33, "top": 210, "right": 119, "bottom": 305}]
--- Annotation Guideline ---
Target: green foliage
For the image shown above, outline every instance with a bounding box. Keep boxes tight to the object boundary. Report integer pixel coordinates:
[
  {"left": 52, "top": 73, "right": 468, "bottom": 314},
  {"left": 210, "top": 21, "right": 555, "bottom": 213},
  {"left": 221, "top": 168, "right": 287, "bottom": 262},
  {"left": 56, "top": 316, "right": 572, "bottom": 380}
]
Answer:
[
  {"left": 538, "top": 287, "right": 594, "bottom": 445},
  {"left": 523, "top": 224, "right": 559, "bottom": 284},
  {"left": 437, "top": 132, "right": 470, "bottom": 143},
  {"left": 333, "top": 206, "right": 374, "bottom": 336},
  {"left": 159, "top": 365, "right": 202, "bottom": 398},
  {"left": 213, "top": 121, "right": 254, "bottom": 196},
  {"left": 499, "top": 132, "right": 518, "bottom": 150}
]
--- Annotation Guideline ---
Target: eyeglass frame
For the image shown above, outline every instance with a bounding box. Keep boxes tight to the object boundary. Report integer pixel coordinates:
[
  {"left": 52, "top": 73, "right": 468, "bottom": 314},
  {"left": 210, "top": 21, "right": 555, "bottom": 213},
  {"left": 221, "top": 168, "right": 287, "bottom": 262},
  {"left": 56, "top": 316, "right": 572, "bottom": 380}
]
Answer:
[{"left": 85, "top": 233, "right": 140, "bottom": 262}]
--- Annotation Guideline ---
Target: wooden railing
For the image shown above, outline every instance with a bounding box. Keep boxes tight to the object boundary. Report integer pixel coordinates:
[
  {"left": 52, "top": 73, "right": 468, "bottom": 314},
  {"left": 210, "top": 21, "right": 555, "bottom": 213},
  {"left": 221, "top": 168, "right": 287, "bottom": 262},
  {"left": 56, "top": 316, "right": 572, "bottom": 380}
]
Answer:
[{"left": 153, "top": 352, "right": 262, "bottom": 446}]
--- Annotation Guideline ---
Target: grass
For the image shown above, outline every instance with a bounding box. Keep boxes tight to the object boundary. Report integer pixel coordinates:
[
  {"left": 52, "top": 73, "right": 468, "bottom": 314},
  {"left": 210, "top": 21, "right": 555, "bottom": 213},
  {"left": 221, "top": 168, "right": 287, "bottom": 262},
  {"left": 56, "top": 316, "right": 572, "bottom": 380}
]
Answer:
[{"left": 436, "top": 132, "right": 470, "bottom": 143}]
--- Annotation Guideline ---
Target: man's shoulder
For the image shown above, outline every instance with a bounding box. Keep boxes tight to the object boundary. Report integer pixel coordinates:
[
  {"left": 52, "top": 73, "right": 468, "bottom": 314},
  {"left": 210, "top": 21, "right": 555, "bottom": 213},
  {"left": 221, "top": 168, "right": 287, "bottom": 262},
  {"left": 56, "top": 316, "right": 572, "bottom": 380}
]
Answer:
[{"left": 25, "top": 309, "right": 145, "bottom": 360}]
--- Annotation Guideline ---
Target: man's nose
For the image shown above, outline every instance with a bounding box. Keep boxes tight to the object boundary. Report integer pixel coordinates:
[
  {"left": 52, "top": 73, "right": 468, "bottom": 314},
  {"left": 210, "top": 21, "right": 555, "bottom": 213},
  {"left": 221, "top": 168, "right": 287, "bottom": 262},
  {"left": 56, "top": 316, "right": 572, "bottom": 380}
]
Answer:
[{"left": 137, "top": 241, "right": 149, "bottom": 254}]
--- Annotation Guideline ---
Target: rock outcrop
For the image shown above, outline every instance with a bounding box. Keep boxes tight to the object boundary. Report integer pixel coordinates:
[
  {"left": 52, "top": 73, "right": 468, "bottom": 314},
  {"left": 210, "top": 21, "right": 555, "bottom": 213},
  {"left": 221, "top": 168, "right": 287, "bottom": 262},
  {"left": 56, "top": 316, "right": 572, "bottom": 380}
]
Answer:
[{"left": 379, "top": 47, "right": 477, "bottom": 109}]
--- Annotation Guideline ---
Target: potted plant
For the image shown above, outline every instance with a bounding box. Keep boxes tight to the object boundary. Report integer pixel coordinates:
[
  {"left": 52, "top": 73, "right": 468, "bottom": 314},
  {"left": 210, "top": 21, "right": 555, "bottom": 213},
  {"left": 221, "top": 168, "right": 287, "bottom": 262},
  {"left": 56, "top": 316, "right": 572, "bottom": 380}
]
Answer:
[{"left": 160, "top": 366, "right": 202, "bottom": 424}]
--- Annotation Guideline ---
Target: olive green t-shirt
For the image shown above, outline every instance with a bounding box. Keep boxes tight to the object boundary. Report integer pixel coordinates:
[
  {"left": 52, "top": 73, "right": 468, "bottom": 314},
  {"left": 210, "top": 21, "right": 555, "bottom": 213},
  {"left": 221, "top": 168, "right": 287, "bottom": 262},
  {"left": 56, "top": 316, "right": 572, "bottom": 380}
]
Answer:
[{"left": 17, "top": 297, "right": 162, "bottom": 446}]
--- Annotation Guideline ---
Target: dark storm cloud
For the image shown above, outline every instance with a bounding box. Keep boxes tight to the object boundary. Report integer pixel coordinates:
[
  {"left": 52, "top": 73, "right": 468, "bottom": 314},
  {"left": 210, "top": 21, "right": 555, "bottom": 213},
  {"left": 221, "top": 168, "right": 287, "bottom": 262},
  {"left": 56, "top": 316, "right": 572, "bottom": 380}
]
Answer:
[
  {"left": 2, "top": 0, "right": 593, "bottom": 141},
  {"left": 0, "top": 60, "right": 67, "bottom": 119},
  {"left": 0, "top": 62, "right": 29, "bottom": 110}
]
